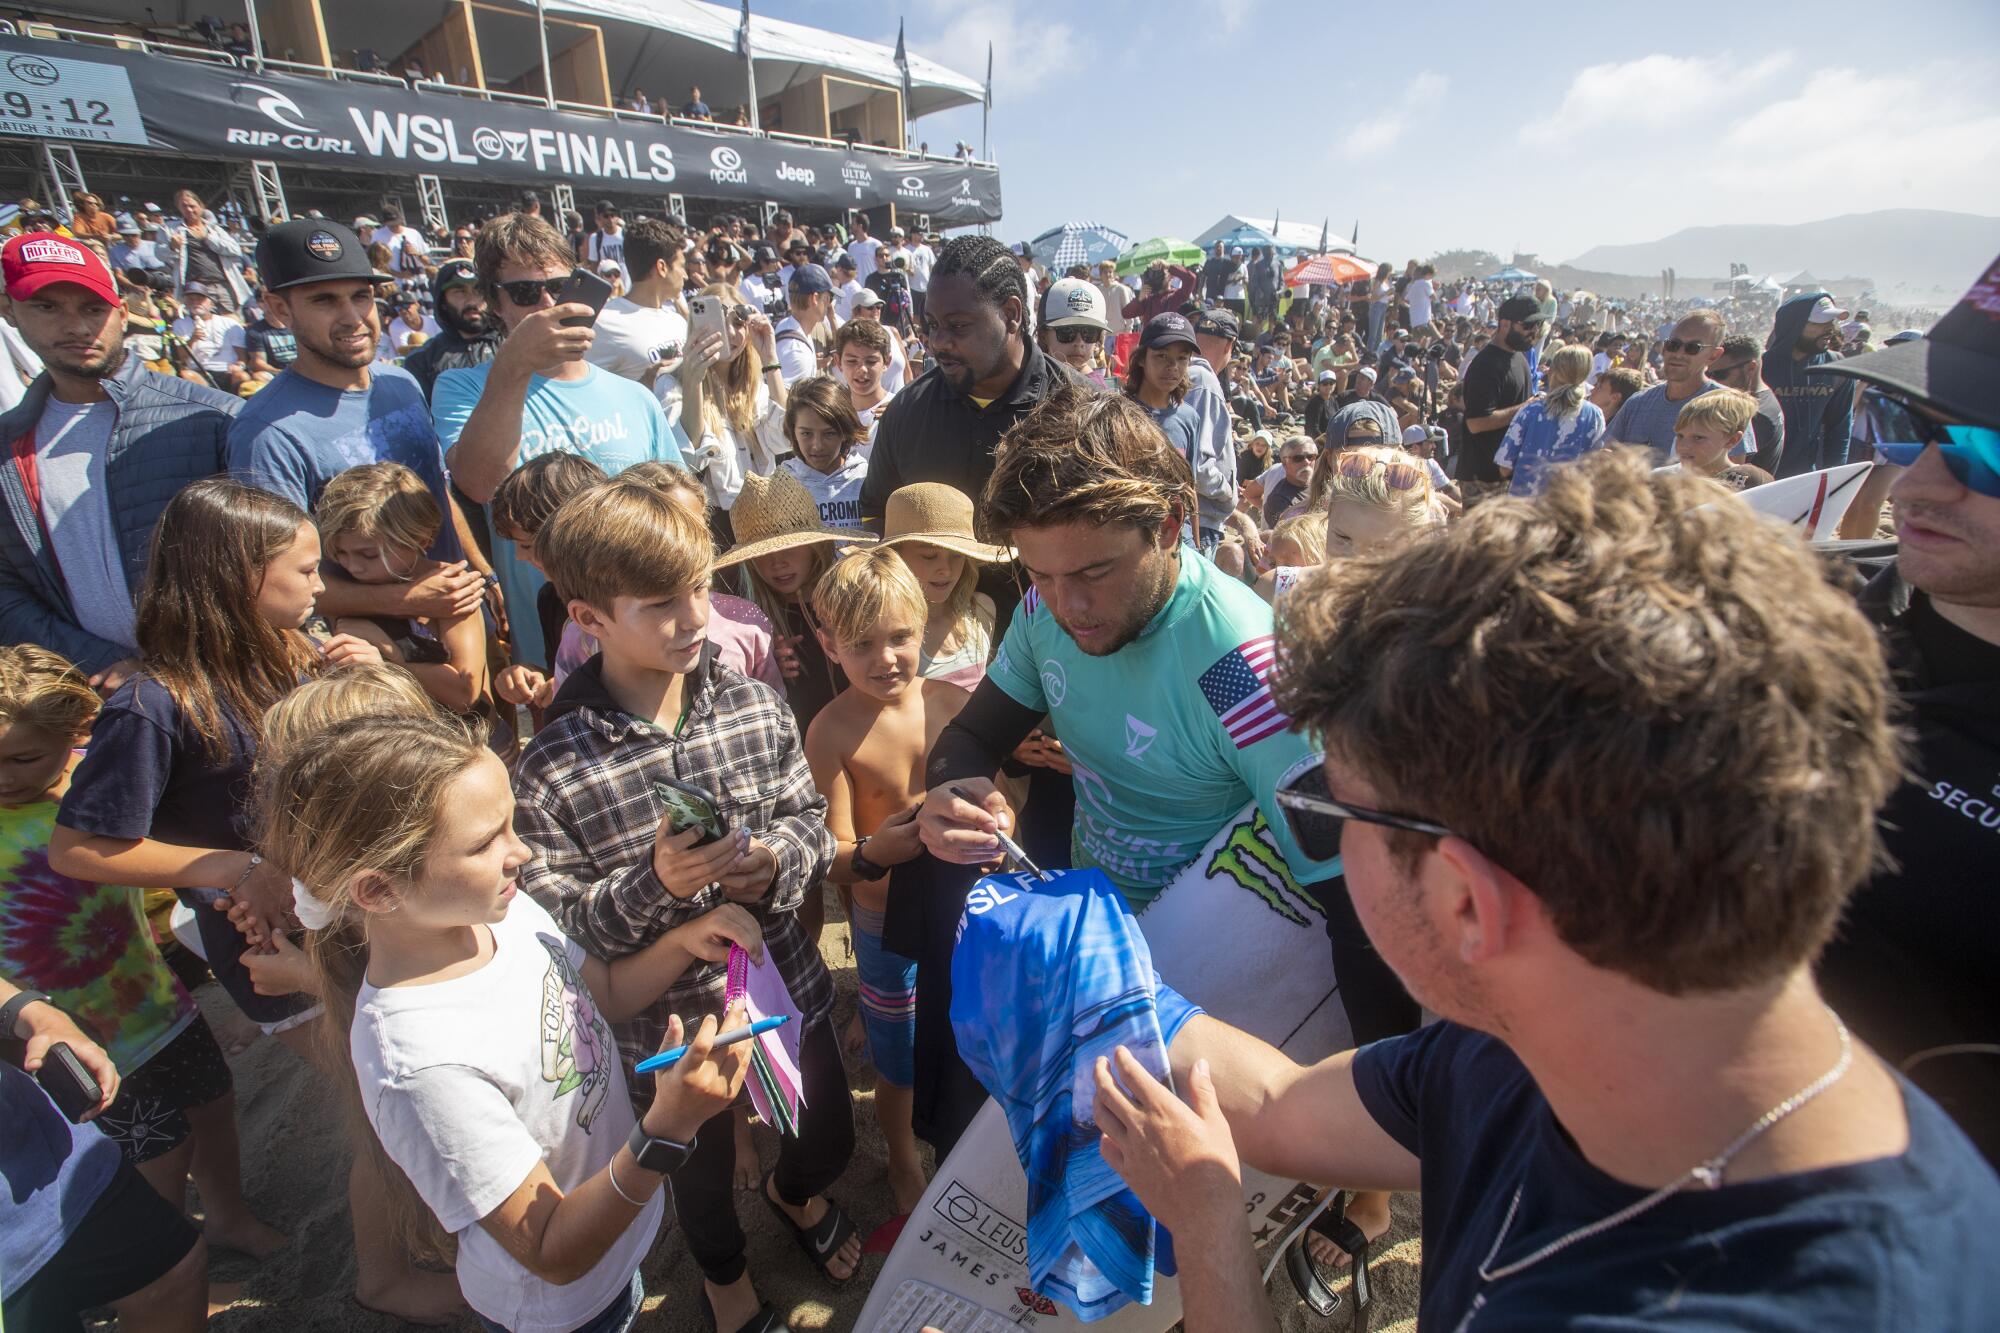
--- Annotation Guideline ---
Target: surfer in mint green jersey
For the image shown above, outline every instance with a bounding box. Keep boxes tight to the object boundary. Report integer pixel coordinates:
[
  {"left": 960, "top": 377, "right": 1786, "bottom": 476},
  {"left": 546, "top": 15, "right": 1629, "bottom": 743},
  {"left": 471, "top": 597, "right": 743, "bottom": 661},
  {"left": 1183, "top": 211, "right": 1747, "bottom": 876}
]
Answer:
[{"left": 908, "top": 388, "right": 1415, "bottom": 1236}]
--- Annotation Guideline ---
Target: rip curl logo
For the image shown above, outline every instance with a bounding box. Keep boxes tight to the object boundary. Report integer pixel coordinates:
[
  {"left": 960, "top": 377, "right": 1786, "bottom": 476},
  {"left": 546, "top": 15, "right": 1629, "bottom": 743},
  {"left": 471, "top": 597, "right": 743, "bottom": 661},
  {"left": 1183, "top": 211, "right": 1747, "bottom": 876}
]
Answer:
[
  {"left": 708, "top": 144, "right": 748, "bottom": 185},
  {"left": 1124, "top": 713, "right": 1157, "bottom": 760},
  {"left": 19, "top": 239, "right": 83, "bottom": 266},
  {"left": 538, "top": 935, "right": 612, "bottom": 1130},
  {"left": 234, "top": 81, "right": 314, "bottom": 133}
]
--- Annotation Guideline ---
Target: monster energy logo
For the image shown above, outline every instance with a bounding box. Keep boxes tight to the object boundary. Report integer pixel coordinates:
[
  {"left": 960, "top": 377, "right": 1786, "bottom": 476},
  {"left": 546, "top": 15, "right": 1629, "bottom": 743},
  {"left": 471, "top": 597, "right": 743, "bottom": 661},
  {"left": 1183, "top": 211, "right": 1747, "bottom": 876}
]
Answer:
[{"left": 1206, "top": 811, "right": 1322, "bottom": 925}]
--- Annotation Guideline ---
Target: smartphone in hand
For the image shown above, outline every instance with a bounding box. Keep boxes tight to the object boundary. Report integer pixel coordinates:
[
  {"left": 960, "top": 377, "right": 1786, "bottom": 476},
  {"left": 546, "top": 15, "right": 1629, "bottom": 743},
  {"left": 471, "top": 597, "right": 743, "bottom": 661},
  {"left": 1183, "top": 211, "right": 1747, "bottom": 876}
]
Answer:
[
  {"left": 556, "top": 266, "right": 616, "bottom": 328},
  {"left": 36, "top": 1042, "right": 102, "bottom": 1122},
  {"left": 655, "top": 777, "right": 728, "bottom": 848}
]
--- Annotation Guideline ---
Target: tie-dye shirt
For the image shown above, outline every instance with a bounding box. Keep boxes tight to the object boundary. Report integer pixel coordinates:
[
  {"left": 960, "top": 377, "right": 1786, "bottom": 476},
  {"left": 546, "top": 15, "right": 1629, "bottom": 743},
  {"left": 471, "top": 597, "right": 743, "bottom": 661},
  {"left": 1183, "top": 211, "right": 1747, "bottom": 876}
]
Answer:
[{"left": 0, "top": 797, "right": 195, "bottom": 1071}]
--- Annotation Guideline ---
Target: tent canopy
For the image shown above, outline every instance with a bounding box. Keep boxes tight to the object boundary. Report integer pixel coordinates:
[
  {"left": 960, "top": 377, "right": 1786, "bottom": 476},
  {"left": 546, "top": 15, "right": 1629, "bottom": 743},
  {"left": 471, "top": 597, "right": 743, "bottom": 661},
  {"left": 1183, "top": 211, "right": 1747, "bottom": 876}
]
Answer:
[
  {"left": 1194, "top": 214, "right": 1351, "bottom": 258},
  {"left": 1486, "top": 265, "right": 1539, "bottom": 283}
]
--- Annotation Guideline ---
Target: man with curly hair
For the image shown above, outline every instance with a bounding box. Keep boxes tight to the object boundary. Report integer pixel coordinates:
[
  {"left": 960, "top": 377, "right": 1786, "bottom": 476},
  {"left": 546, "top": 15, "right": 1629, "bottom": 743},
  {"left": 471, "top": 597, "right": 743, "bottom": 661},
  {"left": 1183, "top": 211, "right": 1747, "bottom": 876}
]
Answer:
[{"left": 1093, "top": 449, "right": 2000, "bottom": 1331}]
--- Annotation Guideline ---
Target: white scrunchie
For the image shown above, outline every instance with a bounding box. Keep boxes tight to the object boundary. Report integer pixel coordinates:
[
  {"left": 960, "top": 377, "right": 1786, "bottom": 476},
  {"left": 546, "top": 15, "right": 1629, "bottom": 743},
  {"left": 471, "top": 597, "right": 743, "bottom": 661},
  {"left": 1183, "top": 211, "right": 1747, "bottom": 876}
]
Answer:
[{"left": 292, "top": 876, "right": 339, "bottom": 931}]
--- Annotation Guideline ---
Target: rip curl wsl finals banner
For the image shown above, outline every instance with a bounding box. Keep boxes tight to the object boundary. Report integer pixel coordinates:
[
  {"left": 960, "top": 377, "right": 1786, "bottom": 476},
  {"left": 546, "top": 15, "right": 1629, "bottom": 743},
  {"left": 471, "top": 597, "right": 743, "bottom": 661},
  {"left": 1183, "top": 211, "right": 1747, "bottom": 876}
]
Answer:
[{"left": 0, "top": 36, "right": 1002, "bottom": 223}]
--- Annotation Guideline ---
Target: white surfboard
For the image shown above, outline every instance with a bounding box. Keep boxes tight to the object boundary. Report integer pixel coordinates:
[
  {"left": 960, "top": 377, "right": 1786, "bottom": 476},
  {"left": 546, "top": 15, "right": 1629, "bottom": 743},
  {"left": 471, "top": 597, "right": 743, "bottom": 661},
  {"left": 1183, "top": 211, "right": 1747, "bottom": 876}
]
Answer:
[
  {"left": 1731, "top": 461, "right": 1872, "bottom": 539},
  {"left": 856, "top": 804, "right": 1349, "bottom": 1332}
]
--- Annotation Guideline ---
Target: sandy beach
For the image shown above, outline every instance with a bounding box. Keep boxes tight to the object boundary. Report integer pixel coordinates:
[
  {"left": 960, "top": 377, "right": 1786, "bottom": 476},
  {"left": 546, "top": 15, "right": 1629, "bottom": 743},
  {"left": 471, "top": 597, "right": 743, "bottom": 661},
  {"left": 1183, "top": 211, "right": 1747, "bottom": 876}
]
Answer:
[{"left": 178, "top": 912, "right": 1420, "bottom": 1332}]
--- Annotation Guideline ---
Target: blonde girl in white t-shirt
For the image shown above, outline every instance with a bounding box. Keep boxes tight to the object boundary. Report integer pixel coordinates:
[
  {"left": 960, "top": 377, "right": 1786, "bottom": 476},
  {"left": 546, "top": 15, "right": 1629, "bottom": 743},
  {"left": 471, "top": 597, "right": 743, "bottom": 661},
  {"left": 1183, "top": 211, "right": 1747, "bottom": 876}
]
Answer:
[{"left": 262, "top": 713, "right": 760, "bottom": 1333}]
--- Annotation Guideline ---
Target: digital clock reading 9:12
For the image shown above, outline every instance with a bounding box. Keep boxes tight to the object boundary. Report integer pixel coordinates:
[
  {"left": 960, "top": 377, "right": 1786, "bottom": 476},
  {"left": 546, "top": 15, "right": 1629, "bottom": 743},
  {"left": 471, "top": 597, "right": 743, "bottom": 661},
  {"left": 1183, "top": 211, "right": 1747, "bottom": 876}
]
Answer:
[{"left": 3, "top": 91, "right": 113, "bottom": 125}]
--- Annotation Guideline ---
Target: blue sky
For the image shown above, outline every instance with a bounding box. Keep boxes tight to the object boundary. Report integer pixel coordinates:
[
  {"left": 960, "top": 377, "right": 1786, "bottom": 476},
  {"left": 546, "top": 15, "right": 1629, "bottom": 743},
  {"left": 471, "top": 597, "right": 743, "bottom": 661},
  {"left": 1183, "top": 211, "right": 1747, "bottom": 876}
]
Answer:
[{"left": 755, "top": 0, "right": 2000, "bottom": 264}]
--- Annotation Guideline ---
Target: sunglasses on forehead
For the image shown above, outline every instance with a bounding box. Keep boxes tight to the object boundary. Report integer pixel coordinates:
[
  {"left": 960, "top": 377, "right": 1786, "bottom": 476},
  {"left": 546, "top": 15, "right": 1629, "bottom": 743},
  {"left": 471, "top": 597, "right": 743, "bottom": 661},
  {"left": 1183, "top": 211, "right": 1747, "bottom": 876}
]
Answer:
[{"left": 1334, "top": 450, "right": 1426, "bottom": 490}]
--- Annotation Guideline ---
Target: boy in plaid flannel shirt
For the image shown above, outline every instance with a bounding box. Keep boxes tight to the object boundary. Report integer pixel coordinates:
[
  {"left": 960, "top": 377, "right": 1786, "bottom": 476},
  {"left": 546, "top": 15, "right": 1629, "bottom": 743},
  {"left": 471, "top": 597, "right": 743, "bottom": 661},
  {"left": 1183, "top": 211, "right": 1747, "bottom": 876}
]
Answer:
[{"left": 513, "top": 479, "right": 859, "bottom": 1332}]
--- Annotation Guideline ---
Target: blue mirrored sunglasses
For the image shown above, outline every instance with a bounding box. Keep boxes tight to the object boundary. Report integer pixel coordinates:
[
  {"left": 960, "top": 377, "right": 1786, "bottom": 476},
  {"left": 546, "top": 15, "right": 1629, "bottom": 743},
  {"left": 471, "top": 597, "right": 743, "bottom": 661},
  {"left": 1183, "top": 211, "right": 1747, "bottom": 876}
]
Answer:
[{"left": 1877, "top": 425, "right": 2000, "bottom": 499}]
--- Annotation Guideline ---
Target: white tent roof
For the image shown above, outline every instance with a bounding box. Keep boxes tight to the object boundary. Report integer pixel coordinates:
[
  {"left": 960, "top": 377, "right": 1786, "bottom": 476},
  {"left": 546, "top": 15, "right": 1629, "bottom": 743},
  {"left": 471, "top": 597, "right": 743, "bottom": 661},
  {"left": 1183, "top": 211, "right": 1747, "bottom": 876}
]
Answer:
[
  {"left": 533, "top": 0, "right": 985, "bottom": 117},
  {"left": 1193, "top": 215, "right": 1354, "bottom": 254}
]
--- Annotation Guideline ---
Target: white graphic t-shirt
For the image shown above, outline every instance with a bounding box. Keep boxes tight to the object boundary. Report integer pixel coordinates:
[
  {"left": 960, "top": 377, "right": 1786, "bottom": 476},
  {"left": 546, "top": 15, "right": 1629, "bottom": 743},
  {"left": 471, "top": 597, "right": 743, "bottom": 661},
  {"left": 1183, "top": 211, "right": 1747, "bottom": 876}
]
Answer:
[{"left": 351, "top": 893, "right": 660, "bottom": 1333}]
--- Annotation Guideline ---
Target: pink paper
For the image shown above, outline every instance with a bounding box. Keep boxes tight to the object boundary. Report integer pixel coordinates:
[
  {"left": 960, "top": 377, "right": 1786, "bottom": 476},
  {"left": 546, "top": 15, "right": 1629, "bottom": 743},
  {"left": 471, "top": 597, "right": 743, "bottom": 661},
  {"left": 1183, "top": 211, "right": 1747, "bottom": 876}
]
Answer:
[{"left": 726, "top": 943, "right": 806, "bottom": 1128}]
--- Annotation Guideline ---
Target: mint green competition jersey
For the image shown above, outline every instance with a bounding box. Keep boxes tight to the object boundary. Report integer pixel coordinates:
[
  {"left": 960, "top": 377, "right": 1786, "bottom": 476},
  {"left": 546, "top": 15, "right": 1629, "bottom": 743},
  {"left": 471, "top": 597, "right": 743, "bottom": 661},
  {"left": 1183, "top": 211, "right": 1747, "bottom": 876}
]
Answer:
[{"left": 987, "top": 551, "right": 1336, "bottom": 904}]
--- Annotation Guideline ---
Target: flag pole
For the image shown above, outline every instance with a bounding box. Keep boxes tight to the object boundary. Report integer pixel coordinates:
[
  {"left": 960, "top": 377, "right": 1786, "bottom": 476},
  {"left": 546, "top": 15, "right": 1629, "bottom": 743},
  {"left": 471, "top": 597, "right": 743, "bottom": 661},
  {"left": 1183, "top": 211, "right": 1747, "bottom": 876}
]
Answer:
[
  {"left": 981, "top": 41, "right": 992, "bottom": 161},
  {"left": 739, "top": 0, "right": 759, "bottom": 129},
  {"left": 535, "top": 0, "right": 554, "bottom": 108}
]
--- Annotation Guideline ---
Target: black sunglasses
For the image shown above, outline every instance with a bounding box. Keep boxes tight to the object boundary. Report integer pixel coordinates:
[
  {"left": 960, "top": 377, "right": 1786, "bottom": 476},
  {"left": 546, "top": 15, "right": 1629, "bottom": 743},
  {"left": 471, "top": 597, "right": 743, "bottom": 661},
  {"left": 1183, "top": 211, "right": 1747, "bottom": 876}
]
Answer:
[
  {"left": 497, "top": 277, "right": 568, "bottom": 306},
  {"left": 1661, "top": 338, "right": 1711, "bottom": 355},
  {"left": 1053, "top": 327, "right": 1101, "bottom": 345},
  {"left": 1275, "top": 785, "right": 1451, "bottom": 862}
]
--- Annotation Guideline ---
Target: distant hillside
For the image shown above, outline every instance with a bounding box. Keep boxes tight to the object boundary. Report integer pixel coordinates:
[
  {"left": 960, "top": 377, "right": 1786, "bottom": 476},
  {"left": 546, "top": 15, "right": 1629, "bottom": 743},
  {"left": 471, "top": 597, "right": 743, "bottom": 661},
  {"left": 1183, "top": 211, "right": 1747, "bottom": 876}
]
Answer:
[{"left": 1562, "top": 210, "right": 2000, "bottom": 296}]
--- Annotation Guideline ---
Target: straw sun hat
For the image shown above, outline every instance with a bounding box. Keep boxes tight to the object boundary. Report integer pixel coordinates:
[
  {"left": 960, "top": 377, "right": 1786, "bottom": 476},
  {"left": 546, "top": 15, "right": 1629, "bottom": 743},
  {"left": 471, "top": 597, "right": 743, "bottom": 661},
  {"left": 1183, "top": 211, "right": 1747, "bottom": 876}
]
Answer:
[
  {"left": 877, "top": 483, "right": 1011, "bottom": 562},
  {"left": 714, "top": 469, "right": 878, "bottom": 568}
]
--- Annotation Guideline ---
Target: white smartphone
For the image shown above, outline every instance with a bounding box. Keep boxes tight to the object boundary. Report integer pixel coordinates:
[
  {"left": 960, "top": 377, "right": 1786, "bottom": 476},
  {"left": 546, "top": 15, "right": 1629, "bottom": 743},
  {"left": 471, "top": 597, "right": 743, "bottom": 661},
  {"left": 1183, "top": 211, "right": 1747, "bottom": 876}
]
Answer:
[{"left": 688, "top": 295, "right": 727, "bottom": 351}]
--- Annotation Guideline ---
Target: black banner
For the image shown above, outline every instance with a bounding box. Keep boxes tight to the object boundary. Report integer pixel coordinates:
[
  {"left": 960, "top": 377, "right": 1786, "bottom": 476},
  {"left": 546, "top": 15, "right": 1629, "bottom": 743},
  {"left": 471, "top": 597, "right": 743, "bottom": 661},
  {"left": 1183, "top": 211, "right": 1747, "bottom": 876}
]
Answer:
[{"left": 0, "top": 36, "right": 1002, "bottom": 223}]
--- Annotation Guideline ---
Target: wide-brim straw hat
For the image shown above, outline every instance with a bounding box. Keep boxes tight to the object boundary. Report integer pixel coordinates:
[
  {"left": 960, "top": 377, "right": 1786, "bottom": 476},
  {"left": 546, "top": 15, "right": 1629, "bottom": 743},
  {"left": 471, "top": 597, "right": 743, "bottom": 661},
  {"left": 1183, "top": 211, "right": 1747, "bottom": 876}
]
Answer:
[
  {"left": 877, "top": 483, "right": 1012, "bottom": 563},
  {"left": 715, "top": 469, "right": 878, "bottom": 568}
]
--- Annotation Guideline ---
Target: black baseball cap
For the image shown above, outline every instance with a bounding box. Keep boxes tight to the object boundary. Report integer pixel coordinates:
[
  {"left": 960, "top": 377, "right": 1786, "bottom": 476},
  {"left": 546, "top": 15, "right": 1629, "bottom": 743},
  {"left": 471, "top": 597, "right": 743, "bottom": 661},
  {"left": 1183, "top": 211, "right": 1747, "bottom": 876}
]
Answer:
[
  {"left": 434, "top": 258, "right": 480, "bottom": 293},
  {"left": 1140, "top": 312, "right": 1199, "bottom": 351},
  {"left": 752, "top": 243, "right": 779, "bottom": 264},
  {"left": 1497, "top": 295, "right": 1544, "bottom": 325},
  {"left": 1191, "top": 307, "right": 1239, "bottom": 341},
  {"left": 256, "top": 220, "right": 391, "bottom": 292},
  {"left": 1813, "top": 252, "right": 1999, "bottom": 430}
]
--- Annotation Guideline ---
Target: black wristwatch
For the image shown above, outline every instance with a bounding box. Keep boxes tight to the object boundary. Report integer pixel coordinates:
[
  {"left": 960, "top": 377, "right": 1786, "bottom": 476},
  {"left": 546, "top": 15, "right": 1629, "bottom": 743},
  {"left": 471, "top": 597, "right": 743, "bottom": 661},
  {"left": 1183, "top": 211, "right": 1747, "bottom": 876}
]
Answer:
[
  {"left": 0, "top": 989, "right": 52, "bottom": 1039},
  {"left": 850, "top": 835, "right": 889, "bottom": 882},
  {"left": 626, "top": 1123, "right": 697, "bottom": 1174}
]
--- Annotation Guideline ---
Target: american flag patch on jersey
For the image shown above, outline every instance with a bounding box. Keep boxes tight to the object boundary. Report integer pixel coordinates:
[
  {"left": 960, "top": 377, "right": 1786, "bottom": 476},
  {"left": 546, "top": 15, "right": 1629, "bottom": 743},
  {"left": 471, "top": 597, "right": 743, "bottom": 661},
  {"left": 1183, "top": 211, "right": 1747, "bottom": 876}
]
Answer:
[{"left": 1199, "top": 635, "right": 1289, "bottom": 748}]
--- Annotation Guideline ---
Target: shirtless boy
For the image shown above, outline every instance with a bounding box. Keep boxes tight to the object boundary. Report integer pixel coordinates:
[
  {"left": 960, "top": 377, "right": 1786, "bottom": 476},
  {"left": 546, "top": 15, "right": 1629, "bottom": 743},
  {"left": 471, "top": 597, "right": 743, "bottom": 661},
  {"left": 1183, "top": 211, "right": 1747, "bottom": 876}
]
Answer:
[{"left": 804, "top": 548, "right": 970, "bottom": 1211}]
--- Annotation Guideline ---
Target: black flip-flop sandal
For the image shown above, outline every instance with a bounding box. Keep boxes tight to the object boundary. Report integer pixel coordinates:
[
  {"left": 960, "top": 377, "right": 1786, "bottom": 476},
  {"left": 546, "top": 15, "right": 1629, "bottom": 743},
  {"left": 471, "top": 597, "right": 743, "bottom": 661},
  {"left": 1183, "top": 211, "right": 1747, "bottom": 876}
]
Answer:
[
  {"left": 1283, "top": 1191, "right": 1374, "bottom": 1330},
  {"left": 761, "top": 1171, "right": 859, "bottom": 1287},
  {"left": 699, "top": 1289, "right": 791, "bottom": 1333}
]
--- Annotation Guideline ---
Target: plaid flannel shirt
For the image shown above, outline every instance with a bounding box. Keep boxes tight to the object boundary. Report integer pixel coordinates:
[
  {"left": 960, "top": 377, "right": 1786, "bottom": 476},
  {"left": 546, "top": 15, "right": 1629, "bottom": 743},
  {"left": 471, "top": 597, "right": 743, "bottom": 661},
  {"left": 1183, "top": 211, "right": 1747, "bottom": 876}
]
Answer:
[{"left": 513, "top": 648, "right": 835, "bottom": 1096}]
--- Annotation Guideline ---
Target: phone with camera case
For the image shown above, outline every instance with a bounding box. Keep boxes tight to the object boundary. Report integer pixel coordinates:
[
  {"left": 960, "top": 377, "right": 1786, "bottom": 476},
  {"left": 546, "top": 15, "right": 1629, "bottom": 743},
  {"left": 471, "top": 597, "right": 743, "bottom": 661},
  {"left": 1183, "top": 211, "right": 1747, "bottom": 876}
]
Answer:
[
  {"left": 654, "top": 777, "right": 728, "bottom": 848},
  {"left": 688, "top": 294, "right": 727, "bottom": 351}
]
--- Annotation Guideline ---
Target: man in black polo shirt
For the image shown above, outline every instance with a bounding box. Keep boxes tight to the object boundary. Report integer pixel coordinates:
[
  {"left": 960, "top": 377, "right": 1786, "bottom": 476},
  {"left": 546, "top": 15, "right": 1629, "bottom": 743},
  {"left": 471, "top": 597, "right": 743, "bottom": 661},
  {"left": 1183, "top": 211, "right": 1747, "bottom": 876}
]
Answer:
[
  {"left": 1458, "top": 295, "right": 1541, "bottom": 504},
  {"left": 860, "top": 233, "right": 1090, "bottom": 552},
  {"left": 1811, "top": 254, "right": 2000, "bottom": 1166}
]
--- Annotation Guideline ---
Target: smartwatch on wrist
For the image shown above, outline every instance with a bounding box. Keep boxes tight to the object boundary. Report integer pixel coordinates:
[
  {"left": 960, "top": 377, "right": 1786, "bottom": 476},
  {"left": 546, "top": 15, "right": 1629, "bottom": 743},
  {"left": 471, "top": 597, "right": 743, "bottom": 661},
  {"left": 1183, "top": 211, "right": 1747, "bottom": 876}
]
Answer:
[
  {"left": 626, "top": 1123, "right": 697, "bottom": 1174},
  {"left": 849, "top": 835, "right": 889, "bottom": 882},
  {"left": 0, "top": 989, "right": 53, "bottom": 1039}
]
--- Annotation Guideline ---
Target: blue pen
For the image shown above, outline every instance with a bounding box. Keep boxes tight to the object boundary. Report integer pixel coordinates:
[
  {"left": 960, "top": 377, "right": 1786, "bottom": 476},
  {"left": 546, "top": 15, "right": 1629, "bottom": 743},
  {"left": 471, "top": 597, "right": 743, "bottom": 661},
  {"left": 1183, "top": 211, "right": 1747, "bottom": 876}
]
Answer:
[{"left": 635, "top": 1014, "right": 789, "bottom": 1072}]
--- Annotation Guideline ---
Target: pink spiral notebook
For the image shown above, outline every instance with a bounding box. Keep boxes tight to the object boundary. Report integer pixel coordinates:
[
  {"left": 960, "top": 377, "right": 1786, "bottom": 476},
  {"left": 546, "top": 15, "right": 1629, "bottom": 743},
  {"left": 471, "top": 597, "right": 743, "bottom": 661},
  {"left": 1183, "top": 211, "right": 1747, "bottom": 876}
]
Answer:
[{"left": 726, "top": 943, "right": 807, "bottom": 1135}]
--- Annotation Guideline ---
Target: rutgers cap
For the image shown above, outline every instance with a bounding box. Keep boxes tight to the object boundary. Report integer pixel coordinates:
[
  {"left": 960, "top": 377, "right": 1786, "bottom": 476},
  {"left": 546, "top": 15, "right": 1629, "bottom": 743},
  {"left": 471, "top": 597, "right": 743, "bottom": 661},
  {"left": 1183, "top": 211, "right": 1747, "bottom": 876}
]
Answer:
[
  {"left": 1813, "top": 252, "right": 2000, "bottom": 430},
  {"left": 256, "top": 220, "right": 391, "bottom": 292},
  {"left": 2, "top": 233, "right": 120, "bottom": 305}
]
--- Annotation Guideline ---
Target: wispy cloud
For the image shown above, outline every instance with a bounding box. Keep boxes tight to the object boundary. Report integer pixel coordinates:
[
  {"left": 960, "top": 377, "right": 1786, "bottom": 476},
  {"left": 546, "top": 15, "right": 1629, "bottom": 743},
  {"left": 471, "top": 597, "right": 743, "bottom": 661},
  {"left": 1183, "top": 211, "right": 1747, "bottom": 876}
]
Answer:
[
  {"left": 1335, "top": 71, "right": 1447, "bottom": 158},
  {"left": 1521, "top": 51, "right": 1793, "bottom": 144},
  {"left": 909, "top": 0, "right": 1079, "bottom": 97}
]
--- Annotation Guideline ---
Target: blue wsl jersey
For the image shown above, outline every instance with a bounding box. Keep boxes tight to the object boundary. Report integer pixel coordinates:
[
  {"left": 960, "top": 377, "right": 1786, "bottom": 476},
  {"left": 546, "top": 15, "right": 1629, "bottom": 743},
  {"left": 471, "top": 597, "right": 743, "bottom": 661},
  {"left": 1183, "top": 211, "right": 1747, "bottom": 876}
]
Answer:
[
  {"left": 951, "top": 869, "right": 1201, "bottom": 1321},
  {"left": 986, "top": 550, "right": 1335, "bottom": 904}
]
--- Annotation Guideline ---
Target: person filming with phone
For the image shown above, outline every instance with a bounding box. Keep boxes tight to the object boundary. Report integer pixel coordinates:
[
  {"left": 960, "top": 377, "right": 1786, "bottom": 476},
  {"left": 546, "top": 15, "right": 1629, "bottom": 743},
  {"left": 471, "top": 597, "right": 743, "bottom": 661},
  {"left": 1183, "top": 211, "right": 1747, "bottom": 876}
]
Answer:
[{"left": 432, "top": 211, "right": 688, "bottom": 672}]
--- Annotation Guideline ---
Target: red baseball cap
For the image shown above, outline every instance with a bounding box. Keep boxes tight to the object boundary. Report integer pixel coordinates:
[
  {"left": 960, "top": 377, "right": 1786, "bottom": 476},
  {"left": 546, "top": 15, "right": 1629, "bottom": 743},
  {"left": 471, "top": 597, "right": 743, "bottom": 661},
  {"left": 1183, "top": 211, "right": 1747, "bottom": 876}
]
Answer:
[{"left": 2, "top": 232, "right": 120, "bottom": 305}]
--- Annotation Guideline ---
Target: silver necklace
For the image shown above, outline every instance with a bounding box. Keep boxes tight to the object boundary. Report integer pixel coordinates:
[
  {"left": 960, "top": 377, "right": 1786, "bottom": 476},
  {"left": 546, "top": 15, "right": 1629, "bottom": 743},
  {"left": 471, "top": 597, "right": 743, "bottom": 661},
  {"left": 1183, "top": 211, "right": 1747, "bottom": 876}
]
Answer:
[{"left": 1475, "top": 1011, "right": 1854, "bottom": 1285}]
